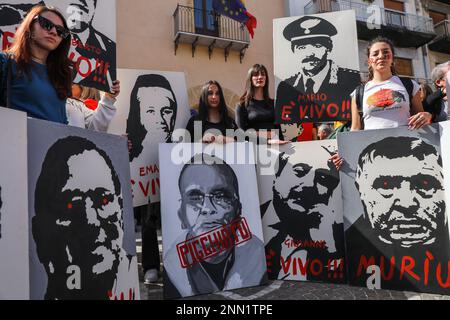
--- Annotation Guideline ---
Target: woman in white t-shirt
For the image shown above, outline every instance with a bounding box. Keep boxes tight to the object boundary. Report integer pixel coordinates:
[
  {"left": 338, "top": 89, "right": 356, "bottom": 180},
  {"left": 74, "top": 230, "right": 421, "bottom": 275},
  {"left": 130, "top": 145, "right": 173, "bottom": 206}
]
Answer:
[
  {"left": 333, "top": 37, "right": 432, "bottom": 169},
  {"left": 351, "top": 37, "right": 431, "bottom": 131}
]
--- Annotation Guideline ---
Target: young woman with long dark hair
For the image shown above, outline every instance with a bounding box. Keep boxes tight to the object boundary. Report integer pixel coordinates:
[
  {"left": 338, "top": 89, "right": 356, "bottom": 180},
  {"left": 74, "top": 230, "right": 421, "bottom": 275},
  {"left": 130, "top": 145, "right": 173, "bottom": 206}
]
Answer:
[
  {"left": 236, "top": 63, "right": 287, "bottom": 144},
  {"left": 186, "top": 80, "right": 237, "bottom": 143},
  {"left": 0, "top": 5, "right": 72, "bottom": 124}
]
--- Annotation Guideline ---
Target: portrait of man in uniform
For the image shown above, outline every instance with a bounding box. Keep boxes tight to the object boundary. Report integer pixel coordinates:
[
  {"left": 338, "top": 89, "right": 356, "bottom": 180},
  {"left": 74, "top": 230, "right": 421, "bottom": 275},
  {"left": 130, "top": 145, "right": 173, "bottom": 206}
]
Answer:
[{"left": 274, "top": 13, "right": 360, "bottom": 123}]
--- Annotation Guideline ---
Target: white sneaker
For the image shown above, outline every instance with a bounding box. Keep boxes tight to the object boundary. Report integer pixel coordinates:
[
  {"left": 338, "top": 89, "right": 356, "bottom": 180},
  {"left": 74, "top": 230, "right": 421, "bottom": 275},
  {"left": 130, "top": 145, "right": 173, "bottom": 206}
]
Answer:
[{"left": 144, "top": 269, "right": 159, "bottom": 284}]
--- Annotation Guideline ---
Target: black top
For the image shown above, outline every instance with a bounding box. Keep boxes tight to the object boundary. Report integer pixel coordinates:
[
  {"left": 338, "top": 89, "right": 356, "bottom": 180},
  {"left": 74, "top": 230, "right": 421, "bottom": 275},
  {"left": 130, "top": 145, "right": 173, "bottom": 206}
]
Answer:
[
  {"left": 185, "top": 115, "right": 238, "bottom": 142},
  {"left": 235, "top": 98, "right": 284, "bottom": 140},
  {"left": 423, "top": 89, "right": 445, "bottom": 122}
]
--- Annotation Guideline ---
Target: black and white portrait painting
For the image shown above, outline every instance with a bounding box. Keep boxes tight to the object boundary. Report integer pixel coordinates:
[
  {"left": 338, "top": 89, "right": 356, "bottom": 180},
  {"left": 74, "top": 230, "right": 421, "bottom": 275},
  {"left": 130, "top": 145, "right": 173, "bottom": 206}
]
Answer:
[
  {"left": 0, "top": 1, "right": 42, "bottom": 50},
  {"left": 258, "top": 141, "right": 345, "bottom": 283},
  {"left": 108, "top": 69, "right": 191, "bottom": 207},
  {"left": 338, "top": 124, "right": 450, "bottom": 295},
  {"left": 28, "top": 118, "right": 139, "bottom": 300},
  {"left": 0, "top": 107, "right": 29, "bottom": 299},
  {"left": 0, "top": 0, "right": 116, "bottom": 92},
  {"left": 159, "top": 143, "right": 267, "bottom": 299},
  {"left": 274, "top": 10, "right": 360, "bottom": 123}
]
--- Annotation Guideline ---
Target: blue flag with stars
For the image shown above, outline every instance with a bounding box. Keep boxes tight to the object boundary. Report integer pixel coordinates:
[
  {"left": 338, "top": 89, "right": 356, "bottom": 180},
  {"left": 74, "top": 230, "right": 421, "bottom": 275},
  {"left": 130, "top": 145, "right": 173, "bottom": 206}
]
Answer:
[{"left": 212, "top": 0, "right": 257, "bottom": 38}]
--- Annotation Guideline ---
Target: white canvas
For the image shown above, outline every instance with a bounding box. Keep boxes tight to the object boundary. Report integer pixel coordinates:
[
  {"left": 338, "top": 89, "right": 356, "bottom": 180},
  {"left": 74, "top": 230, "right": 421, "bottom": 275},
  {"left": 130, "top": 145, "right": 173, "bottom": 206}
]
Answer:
[
  {"left": 274, "top": 10, "right": 359, "bottom": 81},
  {"left": 338, "top": 125, "right": 450, "bottom": 294},
  {"left": 273, "top": 10, "right": 360, "bottom": 123},
  {"left": 28, "top": 118, "right": 139, "bottom": 300},
  {"left": 108, "top": 68, "right": 191, "bottom": 207},
  {"left": 159, "top": 143, "right": 267, "bottom": 299},
  {"left": 0, "top": 107, "right": 29, "bottom": 299},
  {"left": 258, "top": 140, "right": 345, "bottom": 282}
]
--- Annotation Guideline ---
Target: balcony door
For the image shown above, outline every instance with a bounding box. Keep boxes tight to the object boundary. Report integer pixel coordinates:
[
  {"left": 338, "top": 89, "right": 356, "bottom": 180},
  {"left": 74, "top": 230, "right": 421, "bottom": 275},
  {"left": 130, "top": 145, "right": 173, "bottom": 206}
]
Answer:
[
  {"left": 384, "top": 0, "right": 405, "bottom": 28},
  {"left": 429, "top": 10, "right": 446, "bottom": 26},
  {"left": 394, "top": 58, "right": 413, "bottom": 77},
  {"left": 194, "top": 0, "right": 219, "bottom": 37}
]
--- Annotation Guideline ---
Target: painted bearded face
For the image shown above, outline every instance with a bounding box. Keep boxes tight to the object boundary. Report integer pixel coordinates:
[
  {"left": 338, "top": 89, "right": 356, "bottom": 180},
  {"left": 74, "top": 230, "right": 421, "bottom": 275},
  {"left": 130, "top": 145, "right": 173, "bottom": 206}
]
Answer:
[
  {"left": 273, "top": 145, "right": 340, "bottom": 251},
  {"left": 356, "top": 153, "right": 445, "bottom": 248}
]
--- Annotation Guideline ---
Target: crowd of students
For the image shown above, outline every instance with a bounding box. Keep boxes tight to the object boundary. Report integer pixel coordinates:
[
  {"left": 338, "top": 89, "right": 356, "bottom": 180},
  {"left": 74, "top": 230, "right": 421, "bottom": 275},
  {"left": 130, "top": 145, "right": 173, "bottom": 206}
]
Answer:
[{"left": 1, "top": 4, "right": 449, "bottom": 285}]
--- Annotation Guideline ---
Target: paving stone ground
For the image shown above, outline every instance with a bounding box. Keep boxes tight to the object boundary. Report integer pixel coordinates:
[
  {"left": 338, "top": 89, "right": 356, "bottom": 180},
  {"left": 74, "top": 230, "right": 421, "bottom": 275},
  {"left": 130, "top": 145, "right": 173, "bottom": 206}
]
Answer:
[{"left": 136, "top": 231, "right": 450, "bottom": 301}]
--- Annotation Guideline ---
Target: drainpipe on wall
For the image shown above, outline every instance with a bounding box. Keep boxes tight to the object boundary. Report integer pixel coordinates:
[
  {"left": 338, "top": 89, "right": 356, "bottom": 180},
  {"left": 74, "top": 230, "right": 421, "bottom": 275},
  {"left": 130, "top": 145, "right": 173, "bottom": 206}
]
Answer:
[
  {"left": 416, "top": 0, "right": 430, "bottom": 82},
  {"left": 422, "top": 46, "right": 430, "bottom": 82}
]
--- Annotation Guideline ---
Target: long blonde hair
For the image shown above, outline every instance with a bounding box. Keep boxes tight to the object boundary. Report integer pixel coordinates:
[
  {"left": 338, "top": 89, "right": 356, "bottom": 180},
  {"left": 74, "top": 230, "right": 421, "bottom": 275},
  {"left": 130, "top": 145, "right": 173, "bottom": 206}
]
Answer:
[{"left": 80, "top": 86, "right": 101, "bottom": 101}]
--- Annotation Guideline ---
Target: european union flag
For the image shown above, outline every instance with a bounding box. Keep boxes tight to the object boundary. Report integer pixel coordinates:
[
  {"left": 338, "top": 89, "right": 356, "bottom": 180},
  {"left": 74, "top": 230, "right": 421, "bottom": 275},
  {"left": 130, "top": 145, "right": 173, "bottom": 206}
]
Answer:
[{"left": 212, "top": 0, "right": 257, "bottom": 38}]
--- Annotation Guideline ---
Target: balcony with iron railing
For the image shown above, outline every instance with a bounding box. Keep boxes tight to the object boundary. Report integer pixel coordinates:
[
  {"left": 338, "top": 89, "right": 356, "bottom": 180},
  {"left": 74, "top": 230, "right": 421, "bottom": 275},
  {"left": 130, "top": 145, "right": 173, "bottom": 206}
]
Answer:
[
  {"left": 428, "top": 20, "right": 450, "bottom": 54},
  {"left": 304, "top": 0, "right": 436, "bottom": 47},
  {"left": 173, "top": 4, "right": 250, "bottom": 62}
]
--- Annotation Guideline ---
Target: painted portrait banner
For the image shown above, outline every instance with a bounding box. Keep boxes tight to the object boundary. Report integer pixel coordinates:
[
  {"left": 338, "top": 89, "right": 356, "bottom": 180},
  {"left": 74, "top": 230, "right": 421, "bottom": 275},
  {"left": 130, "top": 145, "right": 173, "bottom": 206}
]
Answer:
[
  {"left": 274, "top": 10, "right": 360, "bottom": 123},
  {"left": 0, "top": 0, "right": 116, "bottom": 92},
  {"left": 108, "top": 68, "right": 191, "bottom": 207},
  {"left": 159, "top": 143, "right": 267, "bottom": 299},
  {"left": 0, "top": 107, "right": 29, "bottom": 299},
  {"left": 258, "top": 141, "right": 345, "bottom": 283},
  {"left": 338, "top": 124, "right": 450, "bottom": 295},
  {"left": 28, "top": 118, "right": 139, "bottom": 300}
]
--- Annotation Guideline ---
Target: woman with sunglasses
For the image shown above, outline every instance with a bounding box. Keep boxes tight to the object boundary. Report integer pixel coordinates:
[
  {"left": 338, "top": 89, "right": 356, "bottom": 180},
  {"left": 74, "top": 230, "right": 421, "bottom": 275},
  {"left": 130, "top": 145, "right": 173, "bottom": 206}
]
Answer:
[
  {"left": 185, "top": 80, "right": 237, "bottom": 143},
  {"left": 0, "top": 5, "right": 72, "bottom": 124}
]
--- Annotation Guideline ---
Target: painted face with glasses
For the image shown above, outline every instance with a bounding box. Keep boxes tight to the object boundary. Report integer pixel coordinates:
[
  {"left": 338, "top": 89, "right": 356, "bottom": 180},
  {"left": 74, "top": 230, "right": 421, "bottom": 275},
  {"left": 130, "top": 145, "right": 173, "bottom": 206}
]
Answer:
[
  {"left": 179, "top": 164, "right": 241, "bottom": 238},
  {"left": 32, "top": 12, "right": 70, "bottom": 52}
]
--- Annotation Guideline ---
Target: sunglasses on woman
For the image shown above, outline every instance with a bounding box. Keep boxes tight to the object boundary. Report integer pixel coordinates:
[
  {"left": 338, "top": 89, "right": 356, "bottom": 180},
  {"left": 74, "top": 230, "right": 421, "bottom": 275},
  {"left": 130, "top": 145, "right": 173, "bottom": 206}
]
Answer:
[{"left": 34, "top": 15, "right": 70, "bottom": 39}]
